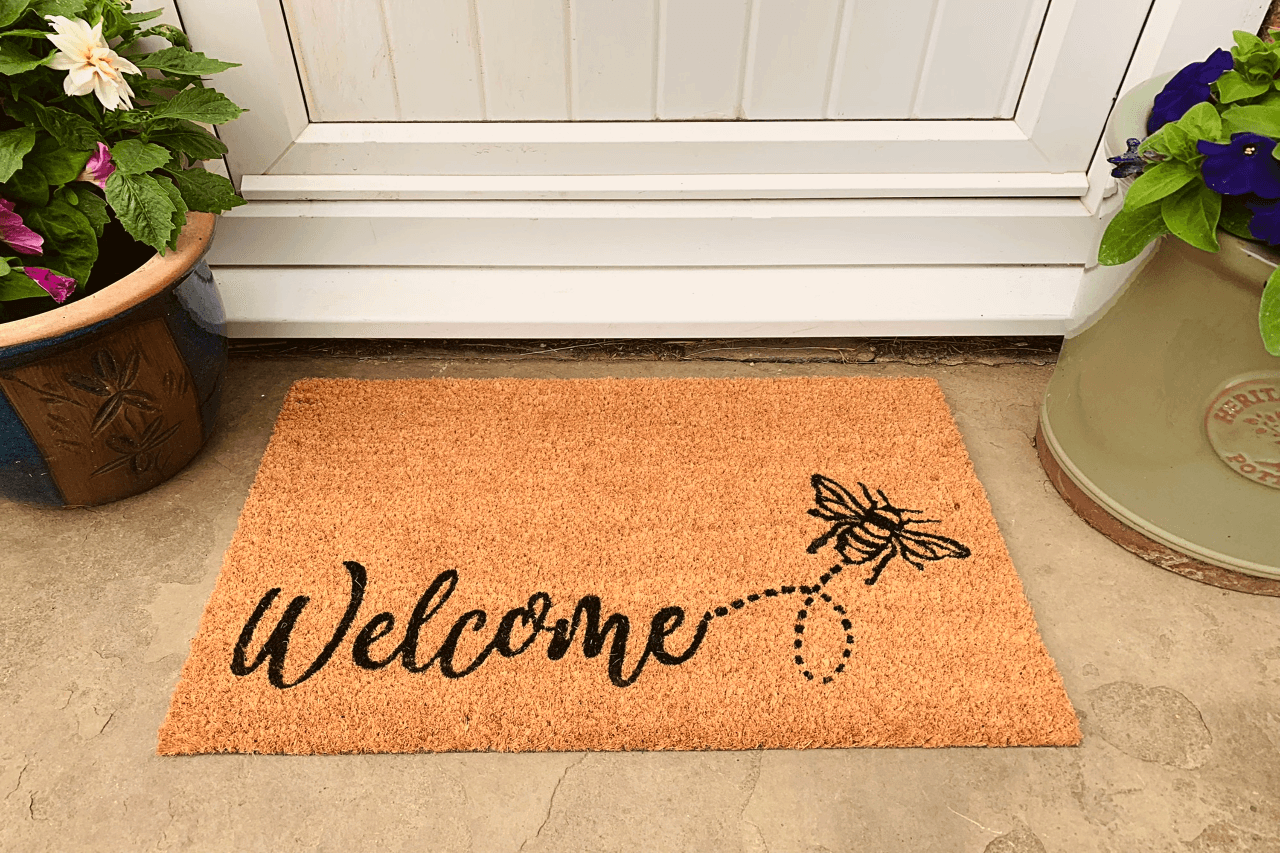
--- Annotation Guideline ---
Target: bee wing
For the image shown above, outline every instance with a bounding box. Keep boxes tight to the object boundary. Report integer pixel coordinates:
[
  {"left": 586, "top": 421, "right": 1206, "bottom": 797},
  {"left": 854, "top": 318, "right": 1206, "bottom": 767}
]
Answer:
[
  {"left": 809, "top": 473, "right": 870, "bottom": 519},
  {"left": 897, "top": 528, "right": 971, "bottom": 562}
]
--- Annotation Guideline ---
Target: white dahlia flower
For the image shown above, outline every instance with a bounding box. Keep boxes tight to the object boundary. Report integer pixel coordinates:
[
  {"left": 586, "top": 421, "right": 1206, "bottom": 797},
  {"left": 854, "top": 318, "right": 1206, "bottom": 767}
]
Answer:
[{"left": 45, "top": 15, "right": 140, "bottom": 111}]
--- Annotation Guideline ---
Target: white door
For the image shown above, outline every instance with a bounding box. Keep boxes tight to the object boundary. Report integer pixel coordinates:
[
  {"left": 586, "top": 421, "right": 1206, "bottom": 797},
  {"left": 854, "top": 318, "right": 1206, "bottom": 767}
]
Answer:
[{"left": 171, "top": 0, "right": 1267, "bottom": 337}]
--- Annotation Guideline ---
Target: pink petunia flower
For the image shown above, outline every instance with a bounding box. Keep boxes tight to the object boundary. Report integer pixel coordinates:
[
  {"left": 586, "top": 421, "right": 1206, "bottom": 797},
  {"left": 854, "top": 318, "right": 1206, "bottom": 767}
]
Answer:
[
  {"left": 24, "top": 267, "right": 76, "bottom": 303},
  {"left": 77, "top": 142, "right": 115, "bottom": 189},
  {"left": 0, "top": 199, "right": 44, "bottom": 255}
]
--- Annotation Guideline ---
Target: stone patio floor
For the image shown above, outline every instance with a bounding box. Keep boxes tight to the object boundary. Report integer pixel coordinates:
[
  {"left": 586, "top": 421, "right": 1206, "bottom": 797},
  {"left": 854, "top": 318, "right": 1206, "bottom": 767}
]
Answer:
[{"left": 2, "top": 348, "right": 1277, "bottom": 852}]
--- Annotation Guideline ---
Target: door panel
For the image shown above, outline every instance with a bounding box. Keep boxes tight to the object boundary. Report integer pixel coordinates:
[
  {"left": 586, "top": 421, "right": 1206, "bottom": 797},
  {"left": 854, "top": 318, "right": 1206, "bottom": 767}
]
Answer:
[
  {"left": 657, "top": 0, "right": 753, "bottom": 119},
  {"left": 742, "top": 0, "right": 843, "bottom": 119},
  {"left": 279, "top": 0, "right": 1059, "bottom": 123},
  {"left": 384, "top": 0, "right": 485, "bottom": 120},
  {"left": 828, "top": 0, "right": 936, "bottom": 119},
  {"left": 475, "top": 0, "right": 570, "bottom": 119},
  {"left": 280, "top": 0, "right": 397, "bottom": 120},
  {"left": 912, "top": 0, "right": 1052, "bottom": 118},
  {"left": 231, "top": 0, "right": 1156, "bottom": 192},
  {"left": 573, "top": 0, "right": 659, "bottom": 119}
]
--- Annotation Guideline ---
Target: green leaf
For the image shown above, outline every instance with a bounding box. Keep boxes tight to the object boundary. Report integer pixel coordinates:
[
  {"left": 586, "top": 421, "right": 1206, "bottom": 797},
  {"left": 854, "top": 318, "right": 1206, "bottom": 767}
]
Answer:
[
  {"left": 154, "top": 174, "right": 186, "bottom": 251},
  {"left": 1216, "top": 70, "right": 1271, "bottom": 104},
  {"left": 1161, "top": 181, "right": 1222, "bottom": 252},
  {"left": 108, "top": 139, "right": 171, "bottom": 175},
  {"left": 0, "top": 269, "right": 50, "bottom": 301},
  {"left": 1222, "top": 104, "right": 1280, "bottom": 138},
  {"left": 0, "top": 0, "right": 30, "bottom": 28},
  {"left": 104, "top": 171, "right": 177, "bottom": 253},
  {"left": 127, "top": 75, "right": 206, "bottom": 103},
  {"left": 26, "top": 134, "right": 92, "bottom": 185},
  {"left": 128, "top": 23, "right": 190, "bottom": 50},
  {"left": 1262, "top": 268, "right": 1280, "bottom": 355},
  {"left": 1142, "top": 124, "right": 1201, "bottom": 163},
  {"left": 1176, "top": 102, "right": 1224, "bottom": 141},
  {"left": 1098, "top": 202, "right": 1170, "bottom": 265},
  {"left": 69, "top": 184, "right": 109, "bottom": 237},
  {"left": 23, "top": 198, "right": 97, "bottom": 286},
  {"left": 0, "top": 28, "right": 53, "bottom": 38},
  {"left": 125, "top": 8, "right": 164, "bottom": 24},
  {"left": 1242, "top": 51, "right": 1280, "bottom": 84},
  {"left": 147, "top": 120, "right": 227, "bottom": 162},
  {"left": 1254, "top": 89, "right": 1280, "bottom": 106},
  {"left": 1233, "top": 30, "right": 1266, "bottom": 54},
  {"left": 29, "top": 0, "right": 87, "bottom": 16},
  {"left": 113, "top": 108, "right": 157, "bottom": 130},
  {"left": 0, "top": 98, "right": 34, "bottom": 126},
  {"left": 1124, "top": 160, "right": 1199, "bottom": 211},
  {"left": 133, "top": 46, "right": 239, "bottom": 76},
  {"left": 152, "top": 87, "right": 244, "bottom": 124},
  {"left": 0, "top": 41, "right": 50, "bottom": 75},
  {"left": 4, "top": 164, "right": 48, "bottom": 205},
  {"left": 1219, "top": 197, "right": 1256, "bottom": 240},
  {"left": 25, "top": 101, "right": 99, "bottom": 150},
  {"left": 0, "top": 127, "right": 36, "bottom": 183},
  {"left": 99, "top": 1, "right": 131, "bottom": 39},
  {"left": 0, "top": 257, "right": 11, "bottom": 277},
  {"left": 167, "top": 167, "right": 243, "bottom": 213}
]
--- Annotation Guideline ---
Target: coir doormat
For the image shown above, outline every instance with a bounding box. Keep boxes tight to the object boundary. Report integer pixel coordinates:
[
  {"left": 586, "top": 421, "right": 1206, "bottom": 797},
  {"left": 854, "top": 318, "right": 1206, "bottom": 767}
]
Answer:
[{"left": 159, "top": 377, "right": 1080, "bottom": 754}]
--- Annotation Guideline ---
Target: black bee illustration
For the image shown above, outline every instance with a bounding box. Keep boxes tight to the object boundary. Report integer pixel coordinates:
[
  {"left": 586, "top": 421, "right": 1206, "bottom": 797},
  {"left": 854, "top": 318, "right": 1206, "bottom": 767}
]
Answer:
[{"left": 805, "top": 474, "right": 971, "bottom": 585}]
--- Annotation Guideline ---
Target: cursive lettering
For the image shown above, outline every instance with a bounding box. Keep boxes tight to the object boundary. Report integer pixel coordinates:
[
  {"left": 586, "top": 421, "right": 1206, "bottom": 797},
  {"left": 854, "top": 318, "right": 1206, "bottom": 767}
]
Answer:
[{"left": 231, "top": 562, "right": 708, "bottom": 690}]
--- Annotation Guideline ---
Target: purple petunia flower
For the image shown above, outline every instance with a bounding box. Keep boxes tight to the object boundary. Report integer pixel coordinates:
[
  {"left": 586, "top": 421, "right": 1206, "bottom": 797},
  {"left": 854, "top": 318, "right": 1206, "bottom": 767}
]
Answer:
[
  {"left": 0, "top": 198, "right": 44, "bottom": 255},
  {"left": 1197, "top": 133, "right": 1280, "bottom": 198},
  {"left": 1147, "top": 48, "right": 1234, "bottom": 134},
  {"left": 77, "top": 142, "right": 115, "bottom": 189},
  {"left": 23, "top": 267, "right": 76, "bottom": 303},
  {"left": 1247, "top": 198, "right": 1280, "bottom": 244}
]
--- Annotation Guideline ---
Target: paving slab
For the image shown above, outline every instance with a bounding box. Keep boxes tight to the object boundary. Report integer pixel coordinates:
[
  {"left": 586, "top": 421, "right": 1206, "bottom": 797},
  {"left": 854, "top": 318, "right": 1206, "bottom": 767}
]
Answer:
[{"left": 2, "top": 356, "right": 1277, "bottom": 853}]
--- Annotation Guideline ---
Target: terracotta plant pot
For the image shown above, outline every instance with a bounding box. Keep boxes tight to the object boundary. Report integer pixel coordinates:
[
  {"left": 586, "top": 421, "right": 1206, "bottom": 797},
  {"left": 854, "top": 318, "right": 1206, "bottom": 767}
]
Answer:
[
  {"left": 0, "top": 212, "right": 226, "bottom": 507},
  {"left": 1038, "top": 79, "right": 1280, "bottom": 590}
]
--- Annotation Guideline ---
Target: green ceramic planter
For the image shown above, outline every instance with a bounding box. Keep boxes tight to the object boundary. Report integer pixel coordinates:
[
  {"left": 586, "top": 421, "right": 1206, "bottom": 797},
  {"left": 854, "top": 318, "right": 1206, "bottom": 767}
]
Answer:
[{"left": 1039, "top": 77, "right": 1280, "bottom": 588}]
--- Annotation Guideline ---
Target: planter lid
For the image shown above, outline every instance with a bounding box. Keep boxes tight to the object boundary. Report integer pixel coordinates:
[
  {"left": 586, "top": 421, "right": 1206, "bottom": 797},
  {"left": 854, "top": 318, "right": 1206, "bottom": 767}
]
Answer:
[
  {"left": 0, "top": 211, "right": 215, "bottom": 348},
  {"left": 1105, "top": 72, "right": 1174, "bottom": 159}
]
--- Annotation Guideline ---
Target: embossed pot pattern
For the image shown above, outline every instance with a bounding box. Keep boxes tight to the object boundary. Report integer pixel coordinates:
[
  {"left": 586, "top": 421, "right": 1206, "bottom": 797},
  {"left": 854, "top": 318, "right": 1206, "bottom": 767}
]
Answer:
[{"left": 0, "top": 213, "right": 225, "bottom": 507}]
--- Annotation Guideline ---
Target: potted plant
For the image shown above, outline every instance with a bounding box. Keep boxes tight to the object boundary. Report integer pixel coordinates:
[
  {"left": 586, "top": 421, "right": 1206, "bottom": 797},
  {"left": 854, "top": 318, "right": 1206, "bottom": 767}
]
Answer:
[
  {"left": 0, "top": 0, "right": 243, "bottom": 507},
  {"left": 1039, "top": 31, "right": 1280, "bottom": 591}
]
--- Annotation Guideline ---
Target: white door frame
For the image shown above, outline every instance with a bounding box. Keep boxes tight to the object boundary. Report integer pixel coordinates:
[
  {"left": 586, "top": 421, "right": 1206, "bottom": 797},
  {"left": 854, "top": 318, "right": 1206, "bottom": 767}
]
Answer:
[
  {"left": 191, "top": 0, "right": 1156, "bottom": 196},
  {"left": 169, "top": 0, "right": 1267, "bottom": 337}
]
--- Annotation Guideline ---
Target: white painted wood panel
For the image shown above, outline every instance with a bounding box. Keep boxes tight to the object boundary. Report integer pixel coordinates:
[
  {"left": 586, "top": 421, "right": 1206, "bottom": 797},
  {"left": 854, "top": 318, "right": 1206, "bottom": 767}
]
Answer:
[
  {"left": 271, "top": 120, "right": 1056, "bottom": 176},
  {"left": 383, "top": 0, "right": 484, "bottom": 120},
  {"left": 240, "top": 171, "right": 1089, "bottom": 200},
  {"left": 474, "top": 0, "right": 569, "bottom": 119},
  {"left": 273, "top": 0, "right": 1060, "bottom": 122},
  {"left": 914, "top": 0, "right": 1052, "bottom": 118},
  {"left": 205, "top": 198, "right": 1099, "bottom": 268},
  {"left": 658, "top": 0, "right": 752, "bottom": 119},
  {"left": 742, "top": 0, "right": 842, "bottom": 119},
  {"left": 829, "top": 0, "right": 935, "bottom": 118},
  {"left": 215, "top": 265, "right": 1083, "bottom": 338},
  {"left": 281, "top": 0, "right": 398, "bottom": 120},
  {"left": 572, "top": 0, "right": 658, "bottom": 120}
]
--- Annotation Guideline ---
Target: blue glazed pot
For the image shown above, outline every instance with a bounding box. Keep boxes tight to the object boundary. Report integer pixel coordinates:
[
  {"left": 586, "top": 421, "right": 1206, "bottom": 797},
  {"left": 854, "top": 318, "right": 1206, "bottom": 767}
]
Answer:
[{"left": 0, "top": 213, "right": 226, "bottom": 507}]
